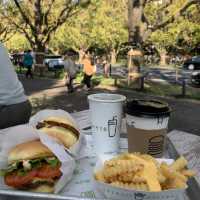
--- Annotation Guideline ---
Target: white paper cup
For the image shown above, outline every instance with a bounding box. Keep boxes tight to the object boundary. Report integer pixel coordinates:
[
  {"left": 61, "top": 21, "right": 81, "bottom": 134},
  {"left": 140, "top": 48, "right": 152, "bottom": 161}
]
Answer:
[{"left": 88, "top": 93, "right": 126, "bottom": 155}]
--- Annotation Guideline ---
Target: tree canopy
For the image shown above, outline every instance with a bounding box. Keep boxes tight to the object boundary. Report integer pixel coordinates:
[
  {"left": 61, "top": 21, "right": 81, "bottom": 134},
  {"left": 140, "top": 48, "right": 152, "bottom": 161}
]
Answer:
[
  {"left": 2, "top": 0, "right": 200, "bottom": 59},
  {"left": 149, "top": 2, "right": 200, "bottom": 54},
  {"left": 51, "top": 0, "right": 128, "bottom": 62},
  {"left": 1, "top": 0, "right": 90, "bottom": 51}
]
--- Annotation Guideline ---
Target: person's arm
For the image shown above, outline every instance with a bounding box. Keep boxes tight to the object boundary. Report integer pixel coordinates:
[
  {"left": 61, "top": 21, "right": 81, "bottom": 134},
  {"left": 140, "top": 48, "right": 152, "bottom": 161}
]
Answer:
[{"left": 93, "top": 64, "right": 96, "bottom": 74}]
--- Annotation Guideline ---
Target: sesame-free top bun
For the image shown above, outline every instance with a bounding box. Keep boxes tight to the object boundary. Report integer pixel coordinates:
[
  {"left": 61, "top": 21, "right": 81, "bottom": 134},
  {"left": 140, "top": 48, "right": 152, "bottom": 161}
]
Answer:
[
  {"left": 8, "top": 140, "right": 54, "bottom": 164},
  {"left": 37, "top": 116, "right": 80, "bottom": 148}
]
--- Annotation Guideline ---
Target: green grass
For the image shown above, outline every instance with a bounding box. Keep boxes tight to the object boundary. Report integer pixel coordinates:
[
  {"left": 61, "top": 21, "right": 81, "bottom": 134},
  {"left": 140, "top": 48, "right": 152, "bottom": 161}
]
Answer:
[
  {"left": 16, "top": 63, "right": 200, "bottom": 101},
  {"left": 144, "top": 81, "right": 181, "bottom": 96},
  {"left": 75, "top": 73, "right": 115, "bottom": 86},
  {"left": 76, "top": 73, "right": 200, "bottom": 100}
]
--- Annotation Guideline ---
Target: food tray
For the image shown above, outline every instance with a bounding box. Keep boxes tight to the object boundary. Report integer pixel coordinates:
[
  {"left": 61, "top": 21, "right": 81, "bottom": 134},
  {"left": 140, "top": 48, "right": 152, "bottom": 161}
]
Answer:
[{"left": 0, "top": 132, "right": 198, "bottom": 200}]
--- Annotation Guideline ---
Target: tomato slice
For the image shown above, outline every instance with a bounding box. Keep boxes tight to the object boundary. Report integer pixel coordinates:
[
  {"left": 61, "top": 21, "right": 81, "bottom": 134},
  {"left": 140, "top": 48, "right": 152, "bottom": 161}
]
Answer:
[
  {"left": 36, "top": 165, "right": 62, "bottom": 179},
  {"left": 4, "top": 164, "right": 62, "bottom": 188},
  {"left": 5, "top": 170, "right": 37, "bottom": 188}
]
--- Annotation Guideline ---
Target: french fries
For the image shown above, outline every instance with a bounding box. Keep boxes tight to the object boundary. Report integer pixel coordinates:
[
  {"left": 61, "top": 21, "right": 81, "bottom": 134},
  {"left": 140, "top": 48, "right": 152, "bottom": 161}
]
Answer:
[{"left": 94, "top": 153, "right": 195, "bottom": 191}]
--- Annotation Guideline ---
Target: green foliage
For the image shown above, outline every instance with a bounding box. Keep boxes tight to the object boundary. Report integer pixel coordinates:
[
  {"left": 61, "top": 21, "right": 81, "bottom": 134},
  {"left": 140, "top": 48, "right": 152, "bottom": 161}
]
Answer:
[
  {"left": 2, "top": 0, "right": 200, "bottom": 56},
  {"left": 5, "top": 33, "right": 30, "bottom": 51},
  {"left": 148, "top": 2, "right": 200, "bottom": 54},
  {"left": 50, "top": 0, "right": 128, "bottom": 54},
  {"left": 1, "top": 0, "right": 91, "bottom": 51}
]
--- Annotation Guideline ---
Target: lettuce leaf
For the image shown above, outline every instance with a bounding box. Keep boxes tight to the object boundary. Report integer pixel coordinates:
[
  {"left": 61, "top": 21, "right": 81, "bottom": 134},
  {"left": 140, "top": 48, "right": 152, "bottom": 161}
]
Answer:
[
  {"left": 45, "top": 157, "right": 59, "bottom": 168},
  {"left": 0, "top": 169, "right": 6, "bottom": 176},
  {"left": 0, "top": 157, "right": 60, "bottom": 176}
]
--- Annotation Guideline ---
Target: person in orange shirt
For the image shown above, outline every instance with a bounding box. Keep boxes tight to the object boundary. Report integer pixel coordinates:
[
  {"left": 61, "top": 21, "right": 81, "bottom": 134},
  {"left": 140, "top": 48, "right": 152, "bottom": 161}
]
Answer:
[{"left": 82, "top": 54, "right": 96, "bottom": 89}]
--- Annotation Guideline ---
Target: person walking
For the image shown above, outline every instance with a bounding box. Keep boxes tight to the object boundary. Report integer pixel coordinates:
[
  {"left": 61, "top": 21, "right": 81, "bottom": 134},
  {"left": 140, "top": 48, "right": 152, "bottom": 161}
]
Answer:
[
  {"left": 23, "top": 50, "right": 34, "bottom": 79},
  {"left": 102, "top": 56, "right": 110, "bottom": 77},
  {"left": 82, "top": 54, "right": 96, "bottom": 90},
  {"left": 64, "top": 54, "right": 79, "bottom": 93},
  {"left": 0, "top": 43, "right": 32, "bottom": 129}
]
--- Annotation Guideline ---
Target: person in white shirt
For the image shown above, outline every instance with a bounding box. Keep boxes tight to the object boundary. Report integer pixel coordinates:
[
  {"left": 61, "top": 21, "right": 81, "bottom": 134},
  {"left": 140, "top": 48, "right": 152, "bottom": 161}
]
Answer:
[
  {"left": 63, "top": 54, "right": 79, "bottom": 93},
  {"left": 0, "top": 43, "right": 32, "bottom": 129}
]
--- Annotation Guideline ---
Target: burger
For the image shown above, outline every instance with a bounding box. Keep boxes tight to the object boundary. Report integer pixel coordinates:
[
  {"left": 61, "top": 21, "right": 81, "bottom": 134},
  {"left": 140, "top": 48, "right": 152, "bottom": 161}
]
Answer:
[
  {"left": 36, "top": 116, "right": 79, "bottom": 149},
  {"left": 1, "top": 140, "right": 62, "bottom": 193}
]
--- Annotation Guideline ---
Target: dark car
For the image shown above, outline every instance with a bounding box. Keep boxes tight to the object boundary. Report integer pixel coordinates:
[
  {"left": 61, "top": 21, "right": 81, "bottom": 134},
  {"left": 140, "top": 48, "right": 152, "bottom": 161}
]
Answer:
[
  {"left": 183, "top": 56, "right": 200, "bottom": 70},
  {"left": 191, "top": 71, "right": 200, "bottom": 86},
  {"left": 44, "top": 55, "right": 64, "bottom": 71},
  {"left": 10, "top": 53, "right": 25, "bottom": 67}
]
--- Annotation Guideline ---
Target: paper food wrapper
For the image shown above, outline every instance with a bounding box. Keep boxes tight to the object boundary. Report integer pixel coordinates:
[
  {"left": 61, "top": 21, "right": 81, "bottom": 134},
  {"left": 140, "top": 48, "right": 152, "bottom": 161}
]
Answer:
[
  {"left": 29, "top": 109, "right": 88, "bottom": 159},
  {"left": 0, "top": 124, "right": 75, "bottom": 194},
  {"left": 94, "top": 155, "right": 186, "bottom": 200}
]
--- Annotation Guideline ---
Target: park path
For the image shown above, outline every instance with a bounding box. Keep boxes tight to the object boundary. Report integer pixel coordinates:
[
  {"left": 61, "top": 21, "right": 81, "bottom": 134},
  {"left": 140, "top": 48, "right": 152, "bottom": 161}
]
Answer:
[{"left": 19, "top": 75, "right": 200, "bottom": 136}]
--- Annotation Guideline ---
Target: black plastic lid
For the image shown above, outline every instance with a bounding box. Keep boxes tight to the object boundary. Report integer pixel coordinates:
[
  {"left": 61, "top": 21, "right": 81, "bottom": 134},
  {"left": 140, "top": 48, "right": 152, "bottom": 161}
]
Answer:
[{"left": 126, "top": 99, "right": 171, "bottom": 118}]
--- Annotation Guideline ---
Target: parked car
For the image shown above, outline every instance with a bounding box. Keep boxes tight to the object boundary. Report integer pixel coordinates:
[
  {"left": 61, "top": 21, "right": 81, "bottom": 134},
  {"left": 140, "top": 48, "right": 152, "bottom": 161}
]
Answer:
[
  {"left": 183, "top": 56, "right": 200, "bottom": 70},
  {"left": 191, "top": 71, "right": 200, "bottom": 86},
  {"left": 10, "top": 53, "right": 24, "bottom": 67},
  {"left": 44, "top": 55, "right": 64, "bottom": 71}
]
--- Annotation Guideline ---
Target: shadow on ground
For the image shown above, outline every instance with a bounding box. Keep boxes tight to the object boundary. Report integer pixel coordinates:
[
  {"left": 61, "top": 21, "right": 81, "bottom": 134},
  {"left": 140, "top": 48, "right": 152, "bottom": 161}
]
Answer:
[
  {"left": 19, "top": 75, "right": 200, "bottom": 136},
  {"left": 30, "top": 87, "right": 200, "bottom": 136},
  {"left": 19, "top": 75, "right": 64, "bottom": 96}
]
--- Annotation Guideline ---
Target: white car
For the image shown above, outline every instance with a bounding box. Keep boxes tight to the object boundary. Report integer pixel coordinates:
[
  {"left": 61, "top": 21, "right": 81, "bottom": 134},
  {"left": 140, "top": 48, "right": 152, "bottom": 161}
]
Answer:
[{"left": 44, "top": 55, "right": 64, "bottom": 71}]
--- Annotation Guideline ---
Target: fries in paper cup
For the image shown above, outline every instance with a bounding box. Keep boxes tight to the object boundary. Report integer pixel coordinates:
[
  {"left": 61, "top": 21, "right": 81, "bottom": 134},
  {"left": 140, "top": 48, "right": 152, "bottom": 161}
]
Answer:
[{"left": 94, "top": 153, "right": 195, "bottom": 200}]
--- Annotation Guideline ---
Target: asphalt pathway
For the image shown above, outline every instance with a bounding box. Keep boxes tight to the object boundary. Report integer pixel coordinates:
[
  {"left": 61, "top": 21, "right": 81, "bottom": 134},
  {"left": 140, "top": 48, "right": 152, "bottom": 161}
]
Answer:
[{"left": 20, "top": 75, "right": 200, "bottom": 136}]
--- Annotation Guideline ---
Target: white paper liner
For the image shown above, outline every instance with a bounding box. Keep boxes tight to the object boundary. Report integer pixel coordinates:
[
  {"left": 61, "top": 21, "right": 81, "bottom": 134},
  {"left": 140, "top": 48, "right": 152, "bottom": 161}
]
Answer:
[
  {"left": 0, "top": 124, "right": 75, "bottom": 194},
  {"left": 29, "top": 109, "right": 88, "bottom": 158},
  {"left": 94, "top": 155, "right": 186, "bottom": 200}
]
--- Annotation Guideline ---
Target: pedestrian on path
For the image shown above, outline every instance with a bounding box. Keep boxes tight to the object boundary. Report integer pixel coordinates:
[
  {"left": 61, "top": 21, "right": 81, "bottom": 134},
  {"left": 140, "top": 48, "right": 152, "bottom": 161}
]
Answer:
[
  {"left": 64, "top": 54, "right": 79, "bottom": 93},
  {"left": 82, "top": 54, "right": 96, "bottom": 90},
  {"left": 0, "top": 43, "right": 32, "bottom": 129},
  {"left": 23, "top": 49, "right": 34, "bottom": 79}
]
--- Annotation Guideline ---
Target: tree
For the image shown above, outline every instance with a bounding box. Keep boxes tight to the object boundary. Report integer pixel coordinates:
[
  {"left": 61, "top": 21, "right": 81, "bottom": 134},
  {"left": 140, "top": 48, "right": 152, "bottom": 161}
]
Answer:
[
  {"left": 150, "top": 3, "right": 200, "bottom": 65},
  {"left": 128, "top": 0, "right": 200, "bottom": 65},
  {"left": 0, "top": 2, "right": 14, "bottom": 42},
  {"left": 51, "top": 0, "right": 128, "bottom": 64},
  {"left": 128, "top": 0, "right": 199, "bottom": 44},
  {"left": 93, "top": 0, "right": 128, "bottom": 64},
  {"left": 1, "top": 0, "right": 90, "bottom": 52},
  {"left": 50, "top": 1, "right": 97, "bottom": 61},
  {"left": 0, "top": 24, "right": 8, "bottom": 42},
  {"left": 5, "top": 33, "right": 30, "bottom": 51}
]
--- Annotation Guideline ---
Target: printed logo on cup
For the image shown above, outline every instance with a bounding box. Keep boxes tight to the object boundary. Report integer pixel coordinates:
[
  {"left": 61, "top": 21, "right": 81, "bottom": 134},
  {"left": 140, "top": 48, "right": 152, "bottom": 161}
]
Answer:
[
  {"left": 92, "top": 125, "right": 108, "bottom": 133},
  {"left": 88, "top": 93, "right": 126, "bottom": 155},
  {"left": 135, "top": 193, "right": 146, "bottom": 200},
  {"left": 157, "top": 116, "right": 164, "bottom": 125},
  {"left": 148, "top": 135, "right": 164, "bottom": 156},
  {"left": 108, "top": 116, "right": 118, "bottom": 137}
]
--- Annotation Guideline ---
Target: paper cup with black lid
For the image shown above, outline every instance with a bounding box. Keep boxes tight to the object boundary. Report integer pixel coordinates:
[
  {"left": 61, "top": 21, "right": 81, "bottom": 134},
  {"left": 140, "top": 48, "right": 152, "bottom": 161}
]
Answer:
[{"left": 126, "top": 99, "right": 171, "bottom": 157}]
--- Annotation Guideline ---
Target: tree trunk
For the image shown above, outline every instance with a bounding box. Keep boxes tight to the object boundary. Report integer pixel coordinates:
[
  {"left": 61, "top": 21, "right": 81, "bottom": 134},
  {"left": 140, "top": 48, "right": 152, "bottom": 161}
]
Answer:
[
  {"left": 34, "top": 39, "right": 46, "bottom": 77},
  {"left": 110, "top": 48, "right": 117, "bottom": 65},
  {"left": 34, "top": 41, "right": 46, "bottom": 52},
  {"left": 78, "top": 49, "right": 85, "bottom": 64},
  {"left": 127, "top": 0, "right": 146, "bottom": 86},
  {"left": 159, "top": 49, "right": 167, "bottom": 66},
  {"left": 128, "top": 0, "right": 146, "bottom": 45}
]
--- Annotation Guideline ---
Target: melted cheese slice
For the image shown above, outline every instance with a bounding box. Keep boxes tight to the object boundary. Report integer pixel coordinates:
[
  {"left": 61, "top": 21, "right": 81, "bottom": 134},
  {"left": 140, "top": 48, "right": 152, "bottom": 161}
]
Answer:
[{"left": 128, "top": 154, "right": 161, "bottom": 192}]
